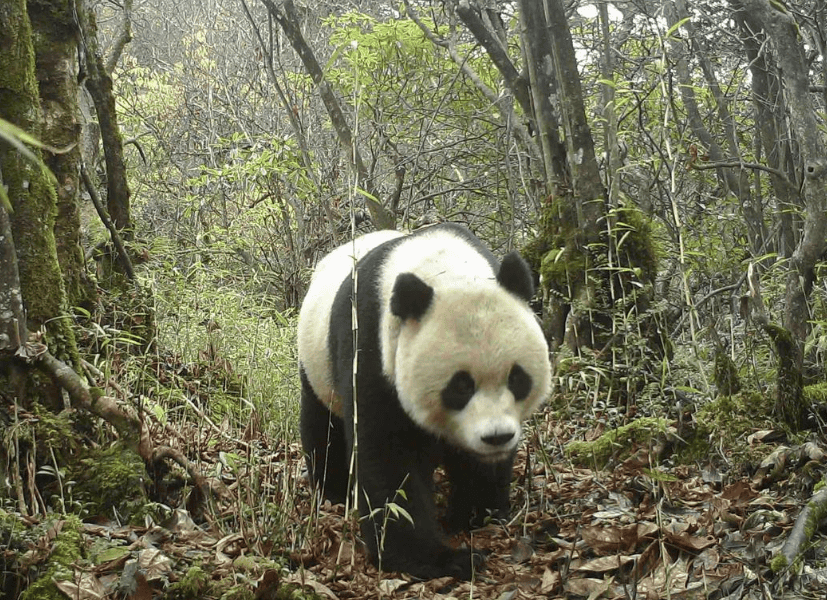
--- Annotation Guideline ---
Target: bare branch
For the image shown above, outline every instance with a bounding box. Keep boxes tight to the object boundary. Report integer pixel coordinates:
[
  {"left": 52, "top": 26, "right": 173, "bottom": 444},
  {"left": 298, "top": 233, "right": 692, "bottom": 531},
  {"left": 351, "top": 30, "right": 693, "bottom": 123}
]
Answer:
[
  {"left": 689, "top": 159, "right": 794, "bottom": 188},
  {"left": 103, "top": 0, "right": 133, "bottom": 74}
]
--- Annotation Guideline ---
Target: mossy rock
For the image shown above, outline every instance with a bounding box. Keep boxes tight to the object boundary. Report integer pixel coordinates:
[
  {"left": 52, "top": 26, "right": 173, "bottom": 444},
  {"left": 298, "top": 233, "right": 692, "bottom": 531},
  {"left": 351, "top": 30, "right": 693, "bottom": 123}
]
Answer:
[
  {"left": 695, "top": 391, "right": 776, "bottom": 440},
  {"left": 678, "top": 391, "right": 784, "bottom": 465}
]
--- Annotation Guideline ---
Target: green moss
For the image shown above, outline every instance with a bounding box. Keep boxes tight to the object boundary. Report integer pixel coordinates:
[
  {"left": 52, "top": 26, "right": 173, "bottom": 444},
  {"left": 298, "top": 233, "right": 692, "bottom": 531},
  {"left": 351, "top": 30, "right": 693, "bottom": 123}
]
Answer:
[
  {"left": 764, "top": 324, "right": 805, "bottom": 431},
  {"left": 231, "top": 554, "right": 283, "bottom": 575},
  {"left": 128, "top": 502, "right": 174, "bottom": 527},
  {"left": 167, "top": 565, "right": 210, "bottom": 599},
  {"left": 770, "top": 553, "right": 788, "bottom": 573},
  {"left": 32, "top": 404, "right": 76, "bottom": 449},
  {"left": 276, "top": 584, "right": 326, "bottom": 600},
  {"left": 0, "top": 0, "right": 81, "bottom": 370},
  {"left": 20, "top": 515, "right": 84, "bottom": 600},
  {"left": 218, "top": 586, "right": 256, "bottom": 600},
  {"left": 695, "top": 391, "right": 775, "bottom": 436},
  {"left": 713, "top": 347, "right": 741, "bottom": 396},
  {"left": 610, "top": 204, "right": 658, "bottom": 284},
  {"left": 679, "top": 391, "right": 778, "bottom": 466},
  {"left": 565, "top": 417, "right": 671, "bottom": 468},
  {"left": 67, "top": 443, "right": 147, "bottom": 518},
  {"left": 802, "top": 492, "right": 827, "bottom": 541}
]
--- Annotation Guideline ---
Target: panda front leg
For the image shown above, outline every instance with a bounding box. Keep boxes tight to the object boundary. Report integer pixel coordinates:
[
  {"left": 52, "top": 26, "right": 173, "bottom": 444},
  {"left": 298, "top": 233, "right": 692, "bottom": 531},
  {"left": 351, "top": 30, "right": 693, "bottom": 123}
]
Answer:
[
  {"left": 443, "top": 447, "right": 514, "bottom": 531},
  {"left": 352, "top": 398, "right": 483, "bottom": 579},
  {"left": 299, "top": 369, "right": 349, "bottom": 505}
]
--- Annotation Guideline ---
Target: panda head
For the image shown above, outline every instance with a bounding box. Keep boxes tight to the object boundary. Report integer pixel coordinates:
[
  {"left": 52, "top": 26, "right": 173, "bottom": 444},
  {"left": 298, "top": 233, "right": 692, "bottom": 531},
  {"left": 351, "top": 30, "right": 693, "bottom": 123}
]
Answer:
[{"left": 388, "top": 252, "right": 551, "bottom": 462}]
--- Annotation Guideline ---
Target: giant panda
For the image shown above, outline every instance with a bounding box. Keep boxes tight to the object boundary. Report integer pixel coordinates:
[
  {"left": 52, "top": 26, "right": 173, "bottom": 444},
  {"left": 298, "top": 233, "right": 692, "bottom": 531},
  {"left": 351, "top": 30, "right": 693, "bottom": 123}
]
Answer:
[{"left": 297, "top": 223, "right": 551, "bottom": 580}]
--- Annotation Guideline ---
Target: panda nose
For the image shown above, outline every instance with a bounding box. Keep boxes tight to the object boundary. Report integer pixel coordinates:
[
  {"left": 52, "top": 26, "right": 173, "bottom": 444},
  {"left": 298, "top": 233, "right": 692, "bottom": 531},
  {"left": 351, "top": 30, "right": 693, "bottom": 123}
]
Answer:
[{"left": 481, "top": 431, "right": 514, "bottom": 446}]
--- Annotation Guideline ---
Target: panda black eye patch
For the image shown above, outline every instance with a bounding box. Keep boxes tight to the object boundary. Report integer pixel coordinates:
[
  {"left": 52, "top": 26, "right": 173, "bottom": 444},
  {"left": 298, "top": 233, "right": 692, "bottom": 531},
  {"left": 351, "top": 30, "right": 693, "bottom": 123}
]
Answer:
[
  {"left": 508, "top": 364, "right": 532, "bottom": 401},
  {"left": 442, "top": 371, "right": 476, "bottom": 410}
]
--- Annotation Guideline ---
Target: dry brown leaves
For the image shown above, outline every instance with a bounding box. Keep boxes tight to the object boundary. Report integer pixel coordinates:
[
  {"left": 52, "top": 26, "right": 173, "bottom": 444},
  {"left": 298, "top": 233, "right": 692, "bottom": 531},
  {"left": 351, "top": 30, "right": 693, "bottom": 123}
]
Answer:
[{"left": 15, "top": 409, "right": 827, "bottom": 599}]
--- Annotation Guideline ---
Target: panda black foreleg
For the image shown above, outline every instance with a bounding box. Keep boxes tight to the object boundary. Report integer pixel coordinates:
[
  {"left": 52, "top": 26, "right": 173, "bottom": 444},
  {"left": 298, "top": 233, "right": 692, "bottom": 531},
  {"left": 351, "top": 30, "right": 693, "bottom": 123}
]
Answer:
[
  {"left": 354, "top": 415, "right": 483, "bottom": 579},
  {"left": 299, "top": 369, "right": 349, "bottom": 505},
  {"left": 443, "top": 448, "right": 514, "bottom": 532}
]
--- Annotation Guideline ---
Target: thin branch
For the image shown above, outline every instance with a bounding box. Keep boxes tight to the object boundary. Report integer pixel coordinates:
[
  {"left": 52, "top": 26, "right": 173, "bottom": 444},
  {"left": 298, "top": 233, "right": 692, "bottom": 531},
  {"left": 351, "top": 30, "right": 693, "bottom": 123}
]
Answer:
[
  {"left": 21, "top": 341, "right": 221, "bottom": 506},
  {"left": 103, "top": 0, "right": 133, "bottom": 75},
  {"left": 403, "top": 0, "right": 538, "bottom": 156},
  {"left": 81, "top": 162, "right": 136, "bottom": 281},
  {"left": 449, "top": 0, "right": 533, "bottom": 117},
  {"left": 259, "top": 0, "right": 395, "bottom": 229},
  {"left": 690, "top": 159, "right": 793, "bottom": 188}
]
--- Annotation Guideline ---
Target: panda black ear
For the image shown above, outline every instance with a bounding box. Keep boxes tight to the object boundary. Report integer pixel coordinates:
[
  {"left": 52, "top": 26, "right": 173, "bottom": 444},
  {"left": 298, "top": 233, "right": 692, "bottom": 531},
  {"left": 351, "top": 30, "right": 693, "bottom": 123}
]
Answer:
[
  {"left": 391, "top": 273, "right": 434, "bottom": 321},
  {"left": 497, "top": 251, "right": 534, "bottom": 302}
]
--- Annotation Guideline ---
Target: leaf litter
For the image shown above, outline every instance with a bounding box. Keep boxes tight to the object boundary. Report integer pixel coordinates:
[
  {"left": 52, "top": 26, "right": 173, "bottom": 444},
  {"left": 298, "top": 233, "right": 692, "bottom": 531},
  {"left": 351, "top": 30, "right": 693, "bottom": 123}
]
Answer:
[{"left": 8, "top": 407, "right": 827, "bottom": 599}]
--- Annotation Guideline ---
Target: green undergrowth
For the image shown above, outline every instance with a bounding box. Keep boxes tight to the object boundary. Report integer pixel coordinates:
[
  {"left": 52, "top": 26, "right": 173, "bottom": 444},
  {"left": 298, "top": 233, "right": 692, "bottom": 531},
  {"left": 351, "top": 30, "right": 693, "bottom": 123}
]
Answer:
[
  {"left": 679, "top": 389, "right": 802, "bottom": 465},
  {"left": 94, "top": 241, "right": 302, "bottom": 444}
]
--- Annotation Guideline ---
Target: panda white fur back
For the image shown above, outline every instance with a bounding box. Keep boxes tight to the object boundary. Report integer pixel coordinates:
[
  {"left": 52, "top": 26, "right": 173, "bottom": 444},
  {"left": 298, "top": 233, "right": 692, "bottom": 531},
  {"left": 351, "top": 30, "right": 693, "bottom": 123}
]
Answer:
[
  {"left": 297, "top": 230, "right": 403, "bottom": 415},
  {"left": 297, "top": 223, "right": 551, "bottom": 580}
]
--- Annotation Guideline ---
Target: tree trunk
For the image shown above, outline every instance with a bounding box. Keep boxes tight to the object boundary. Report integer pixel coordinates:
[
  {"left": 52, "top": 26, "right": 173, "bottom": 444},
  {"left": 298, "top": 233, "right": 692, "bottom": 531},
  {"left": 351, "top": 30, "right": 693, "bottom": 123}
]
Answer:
[
  {"left": 665, "top": 0, "right": 768, "bottom": 255},
  {"left": 737, "top": 0, "right": 827, "bottom": 429},
  {"left": 0, "top": 187, "right": 27, "bottom": 352},
  {"left": 0, "top": 0, "right": 80, "bottom": 372},
  {"left": 739, "top": 0, "right": 827, "bottom": 360},
  {"left": 76, "top": 0, "right": 133, "bottom": 237},
  {"left": 515, "top": 0, "right": 568, "bottom": 189},
  {"left": 28, "top": 0, "right": 96, "bottom": 309},
  {"left": 735, "top": 8, "right": 800, "bottom": 258},
  {"left": 543, "top": 0, "right": 603, "bottom": 228}
]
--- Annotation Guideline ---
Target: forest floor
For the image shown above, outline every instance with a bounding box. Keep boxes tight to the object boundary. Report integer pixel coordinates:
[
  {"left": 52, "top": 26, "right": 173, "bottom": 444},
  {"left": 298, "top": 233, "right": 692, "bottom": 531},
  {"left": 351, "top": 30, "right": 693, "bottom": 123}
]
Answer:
[{"left": 14, "top": 398, "right": 827, "bottom": 600}]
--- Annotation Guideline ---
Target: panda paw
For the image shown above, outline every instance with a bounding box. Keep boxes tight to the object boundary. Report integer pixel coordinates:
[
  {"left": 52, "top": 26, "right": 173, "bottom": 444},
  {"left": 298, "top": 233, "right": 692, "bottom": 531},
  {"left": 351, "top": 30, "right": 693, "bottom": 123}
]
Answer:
[
  {"left": 439, "top": 546, "right": 486, "bottom": 580},
  {"left": 379, "top": 545, "right": 485, "bottom": 580},
  {"left": 416, "top": 546, "right": 486, "bottom": 580},
  {"left": 447, "top": 505, "right": 508, "bottom": 533}
]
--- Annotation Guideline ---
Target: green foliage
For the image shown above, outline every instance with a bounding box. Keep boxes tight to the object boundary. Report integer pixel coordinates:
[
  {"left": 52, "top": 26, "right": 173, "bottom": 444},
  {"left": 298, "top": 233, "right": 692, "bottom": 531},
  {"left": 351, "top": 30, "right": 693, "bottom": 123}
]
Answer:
[
  {"left": 325, "top": 13, "right": 497, "bottom": 102},
  {"left": 803, "top": 382, "right": 827, "bottom": 404},
  {"left": 147, "top": 253, "right": 300, "bottom": 439}
]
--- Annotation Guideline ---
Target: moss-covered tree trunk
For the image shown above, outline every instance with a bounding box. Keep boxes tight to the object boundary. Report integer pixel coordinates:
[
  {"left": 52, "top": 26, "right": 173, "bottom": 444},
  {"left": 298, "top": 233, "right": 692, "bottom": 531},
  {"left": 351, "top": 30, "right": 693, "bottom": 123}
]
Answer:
[
  {"left": 765, "top": 324, "right": 806, "bottom": 430},
  {"left": 0, "top": 0, "right": 80, "bottom": 373},
  {"left": 28, "top": 0, "right": 96, "bottom": 309}
]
